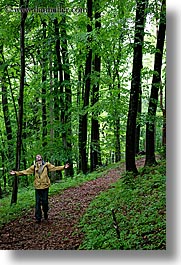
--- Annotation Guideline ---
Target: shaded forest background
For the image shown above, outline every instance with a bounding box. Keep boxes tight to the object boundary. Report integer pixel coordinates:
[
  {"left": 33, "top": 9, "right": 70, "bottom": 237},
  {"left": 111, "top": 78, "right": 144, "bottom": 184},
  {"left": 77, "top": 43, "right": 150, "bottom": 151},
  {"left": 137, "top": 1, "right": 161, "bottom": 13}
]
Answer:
[{"left": 0, "top": 0, "right": 166, "bottom": 202}]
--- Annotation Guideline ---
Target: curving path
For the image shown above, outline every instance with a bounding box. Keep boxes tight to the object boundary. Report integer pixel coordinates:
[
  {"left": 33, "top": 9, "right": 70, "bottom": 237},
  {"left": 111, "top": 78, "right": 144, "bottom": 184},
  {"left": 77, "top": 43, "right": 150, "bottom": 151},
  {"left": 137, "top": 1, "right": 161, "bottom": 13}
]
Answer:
[{"left": 0, "top": 159, "right": 145, "bottom": 250}]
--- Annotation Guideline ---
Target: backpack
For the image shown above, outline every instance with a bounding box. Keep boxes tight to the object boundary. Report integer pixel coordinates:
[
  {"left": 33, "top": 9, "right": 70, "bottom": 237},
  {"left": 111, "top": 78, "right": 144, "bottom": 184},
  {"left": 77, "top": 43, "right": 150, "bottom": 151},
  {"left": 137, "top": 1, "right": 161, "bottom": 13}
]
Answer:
[{"left": 34, "top": 161, "right": 49, "bottom": 176}]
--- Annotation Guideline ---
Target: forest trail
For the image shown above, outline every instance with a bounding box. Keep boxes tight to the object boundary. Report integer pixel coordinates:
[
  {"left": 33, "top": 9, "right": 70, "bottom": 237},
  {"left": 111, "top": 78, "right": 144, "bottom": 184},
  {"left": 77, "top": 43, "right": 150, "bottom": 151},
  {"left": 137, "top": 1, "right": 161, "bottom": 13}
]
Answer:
[{"left": 0, "top": 159, "right": 145, "bottom": 250}]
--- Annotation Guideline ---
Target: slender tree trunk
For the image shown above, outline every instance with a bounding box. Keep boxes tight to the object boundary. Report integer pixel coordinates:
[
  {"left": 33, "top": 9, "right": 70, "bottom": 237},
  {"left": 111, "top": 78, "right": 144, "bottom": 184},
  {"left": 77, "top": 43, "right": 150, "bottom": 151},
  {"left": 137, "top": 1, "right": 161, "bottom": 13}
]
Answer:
[
  {"left": 115, "top": 87, "right": 121, "bottom": 162},
  {"left": 54, "top": 17, "right": 63, "bottom": 127},
  {"left": 115, "top": 68, "right": 121, "bottom": 162},
  {"left": 90, "top": 1, "right": 102, "bottom": 171},
  {"left": 1, "top": 74, "right": 13, "bottom": 149},
  {"left": 53, "top": 18, "right": 63, "bottom": 180},
  {"left": 106, "top": 31, "right": 123, "bottom": 164},
  {"left": 49, "top": 54, "right": 54, "bottom": 153},
  {"left": 145, "top": 0, "right": 166, "bottom": 166},
  {"left": 49, "top": 49, "right": 57, "bottom": 181},
  {"left": 0, "top": 132, "right": 6, "bottom": 191},
  {"left": 0, "top": 45, "right": 14, "bottom": 166},
  {"left": 42, "top": 20, "right": 47, "bottom": 148},
  {"left": 11, "top": 0, "right": 29, "bottom": 204},
  {"left": 78, "top": 61, "right": 84, "bottom": 172},
  {"left": 60, "top": 14, "right": 74, "bottom": 177},
  {"left": 160, "top": 81, "right": 166, "bottom": 148},
  {"left": 126, "top": 0, "right": 148, "bottom": 173},
  {"left": 135, "top": 85, "right": 142, "bottom": 154},
  {"left": 79, "top": 0, "right": 92, "bottom": 174}
]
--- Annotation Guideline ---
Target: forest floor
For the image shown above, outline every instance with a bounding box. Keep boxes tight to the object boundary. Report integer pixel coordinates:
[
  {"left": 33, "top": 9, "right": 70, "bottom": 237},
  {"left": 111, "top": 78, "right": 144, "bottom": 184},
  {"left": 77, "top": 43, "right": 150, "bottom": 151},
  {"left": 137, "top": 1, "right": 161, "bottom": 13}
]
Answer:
[{"left": 0, "top": 158, "right": 145, "bottom": 250}]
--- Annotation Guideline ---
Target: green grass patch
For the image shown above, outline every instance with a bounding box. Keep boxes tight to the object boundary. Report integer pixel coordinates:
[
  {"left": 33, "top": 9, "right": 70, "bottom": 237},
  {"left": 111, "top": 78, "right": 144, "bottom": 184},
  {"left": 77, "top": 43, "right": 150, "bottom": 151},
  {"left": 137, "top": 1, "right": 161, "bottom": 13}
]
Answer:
[{"left": 78, "top": 160, "right": 166, "bottom": 250}]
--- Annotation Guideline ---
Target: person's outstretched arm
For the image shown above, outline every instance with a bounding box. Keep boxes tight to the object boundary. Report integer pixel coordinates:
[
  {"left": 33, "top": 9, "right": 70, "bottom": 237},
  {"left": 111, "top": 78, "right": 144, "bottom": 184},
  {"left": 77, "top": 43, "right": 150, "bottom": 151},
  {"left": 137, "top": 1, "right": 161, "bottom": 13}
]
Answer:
[
  {"left": 10, "top": 165, "right": 34, "bottom": 176},
  {"left": 47, "top": 162, "right": 70, "bottom": 172}
]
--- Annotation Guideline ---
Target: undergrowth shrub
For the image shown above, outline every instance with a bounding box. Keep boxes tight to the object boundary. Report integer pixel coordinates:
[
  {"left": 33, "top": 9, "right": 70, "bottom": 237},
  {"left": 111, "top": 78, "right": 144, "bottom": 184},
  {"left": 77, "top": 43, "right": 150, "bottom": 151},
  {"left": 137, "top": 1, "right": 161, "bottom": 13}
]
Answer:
[{"left": 79, "top": 160, "right": 166, "bottom": 250}]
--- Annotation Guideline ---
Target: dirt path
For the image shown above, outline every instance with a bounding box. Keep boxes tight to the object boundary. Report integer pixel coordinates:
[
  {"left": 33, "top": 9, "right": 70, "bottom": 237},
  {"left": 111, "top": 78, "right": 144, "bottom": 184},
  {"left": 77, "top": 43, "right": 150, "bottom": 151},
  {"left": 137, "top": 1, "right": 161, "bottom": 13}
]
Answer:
[{"left": 0, "top": 159, "right": 145, "bottom": 250}]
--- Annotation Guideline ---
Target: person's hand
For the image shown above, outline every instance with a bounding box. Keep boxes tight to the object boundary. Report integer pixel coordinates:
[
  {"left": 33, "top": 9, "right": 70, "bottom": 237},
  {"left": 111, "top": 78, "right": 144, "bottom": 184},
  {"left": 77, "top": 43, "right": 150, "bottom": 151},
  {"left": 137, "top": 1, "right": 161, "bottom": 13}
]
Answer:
[
  {"left": 64, "top": 163, "right": 70, "bottom": 169},
  {"left": 10, "top": 170, "right": 16, "bottom": 175}
]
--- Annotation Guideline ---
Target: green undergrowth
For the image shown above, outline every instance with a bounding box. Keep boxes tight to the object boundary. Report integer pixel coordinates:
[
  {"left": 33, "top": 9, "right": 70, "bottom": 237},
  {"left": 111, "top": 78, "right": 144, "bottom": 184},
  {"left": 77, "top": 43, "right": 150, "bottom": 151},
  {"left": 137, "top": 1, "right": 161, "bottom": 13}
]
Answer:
[
  {"left": 0, "top": 162, "right": 120, "bottom": 229},
  {"left": 78, "top": 160, "right": 166, "bottom": 250}
]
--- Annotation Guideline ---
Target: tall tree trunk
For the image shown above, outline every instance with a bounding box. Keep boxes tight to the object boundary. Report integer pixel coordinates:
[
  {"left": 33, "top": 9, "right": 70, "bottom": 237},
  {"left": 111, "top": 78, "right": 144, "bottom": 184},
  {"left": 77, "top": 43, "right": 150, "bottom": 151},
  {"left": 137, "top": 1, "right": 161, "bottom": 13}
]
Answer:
[
  {"left": 115, "top": 66, "right": 121, "bottom": 162},
  {"left": 77, "top": 61, "right": 84, "bottom": 172},
  {"left": 53, "top": 17, "right": 63, "bottom": 180},
  {"left": 49, "top": 54, "right": 54, "bottom": 154},
  {"left": 11, "top": 0, "right": 29, "bottom": 204},
  {"left": 60, "top": 14, "right": 74, "bottom": 177},
  {"left": 79, "top": 0, "right": 92, "bottom": 174},
  {"left": 90, "top": 60, "right": 101, "bottom": 171},
  {"left": 126, "top": 0, "right": 148, "bottom": 173},
  {"left": 135, "top": 85, "right": 142, "bottom": 154},
  {"left": 115, "top": 84, "right": 121, "bottom": 162},
  {"left": 54, "top": 17, "right": 63, "bottom": 129},
  {"left": 0, "top": 45, "right": 14, "bottom": 165},
  {"left": 0, "top": 131, "right": 6, "bottom": 191},
  {"left": 145, "top": 0, "right": 166, "bottom": 166},
  {"left": 90, "top": 1, "right": 102, "bottom": 171},
  {"left": 106, "top": 28, "right": 123, "bottom": 164},
  {"left": 160, "top": 80, "right": 166, "bottom": 149},
  {"left": 42, "top": 20, "right": 47, "bottom": 148},
  {"left": 1, "top": 72, "right": 13, "bottom": 152},
  {"left": 49, "top": 49, "right": 57, "bottom": 181}
]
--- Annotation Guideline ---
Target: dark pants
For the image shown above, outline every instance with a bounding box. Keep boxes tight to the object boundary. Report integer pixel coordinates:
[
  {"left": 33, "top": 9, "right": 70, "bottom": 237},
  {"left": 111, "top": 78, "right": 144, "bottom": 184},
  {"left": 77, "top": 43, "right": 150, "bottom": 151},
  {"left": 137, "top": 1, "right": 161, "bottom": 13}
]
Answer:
[{"left": 35, "top": 188, "right": 49, "bottom": 221}]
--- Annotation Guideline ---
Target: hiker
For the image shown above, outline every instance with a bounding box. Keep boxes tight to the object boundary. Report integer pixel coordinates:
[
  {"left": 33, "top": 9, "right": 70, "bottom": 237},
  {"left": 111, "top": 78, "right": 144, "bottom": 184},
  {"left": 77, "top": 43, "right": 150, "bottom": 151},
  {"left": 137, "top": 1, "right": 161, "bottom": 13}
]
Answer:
[{"left": 10, "top": 154, "right": 70, "bottom": 223}]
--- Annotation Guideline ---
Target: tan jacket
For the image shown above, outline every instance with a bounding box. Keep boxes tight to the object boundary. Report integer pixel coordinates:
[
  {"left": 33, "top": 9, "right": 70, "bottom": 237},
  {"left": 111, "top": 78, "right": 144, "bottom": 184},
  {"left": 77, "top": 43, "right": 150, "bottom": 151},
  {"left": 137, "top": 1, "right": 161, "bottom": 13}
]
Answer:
[{"left": 15, "top": 162, "right": 65, "bottom": 189}]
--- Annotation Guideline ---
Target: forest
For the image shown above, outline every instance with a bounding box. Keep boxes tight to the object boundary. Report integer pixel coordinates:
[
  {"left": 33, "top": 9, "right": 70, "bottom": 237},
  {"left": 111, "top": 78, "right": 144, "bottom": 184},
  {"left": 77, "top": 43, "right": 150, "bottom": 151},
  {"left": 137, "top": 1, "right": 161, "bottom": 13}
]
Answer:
[{"left": 0, "top": 0, "right": 166, "bottom": 250}]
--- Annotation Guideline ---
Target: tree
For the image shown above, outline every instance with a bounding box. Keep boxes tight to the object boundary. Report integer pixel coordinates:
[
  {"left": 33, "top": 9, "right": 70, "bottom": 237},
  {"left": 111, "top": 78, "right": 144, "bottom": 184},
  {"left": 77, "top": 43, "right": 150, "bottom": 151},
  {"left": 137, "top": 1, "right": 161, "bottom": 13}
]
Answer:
[
  {"left": 90, "top": 0, "right": 102, "bottom": 171},
  {"left": 41, "top": 19, "right": 48, "bottom": 148},
  {"left": 145, "top": 0, "right": 166, "bottom": 166},
  {"left": 0, "top": 45, "right": 13, "bottom": 162},
  {"left": 60, "top": 13, "right": 74, "bottom": 177},
  {"left": 135, "top": 84, "right": 142, "bottom": 154},
  {"left": 11, "top": 0, "right": 29, "bottom": 204},
  {"left": 160, "top": 79, "right": 166, "bottom": 149},
  {"left": 126, "top": 0, "right": 148, "bottom": 173},
  {"left": 79, "top": 0, "right": 93, "bottom": 174}
]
